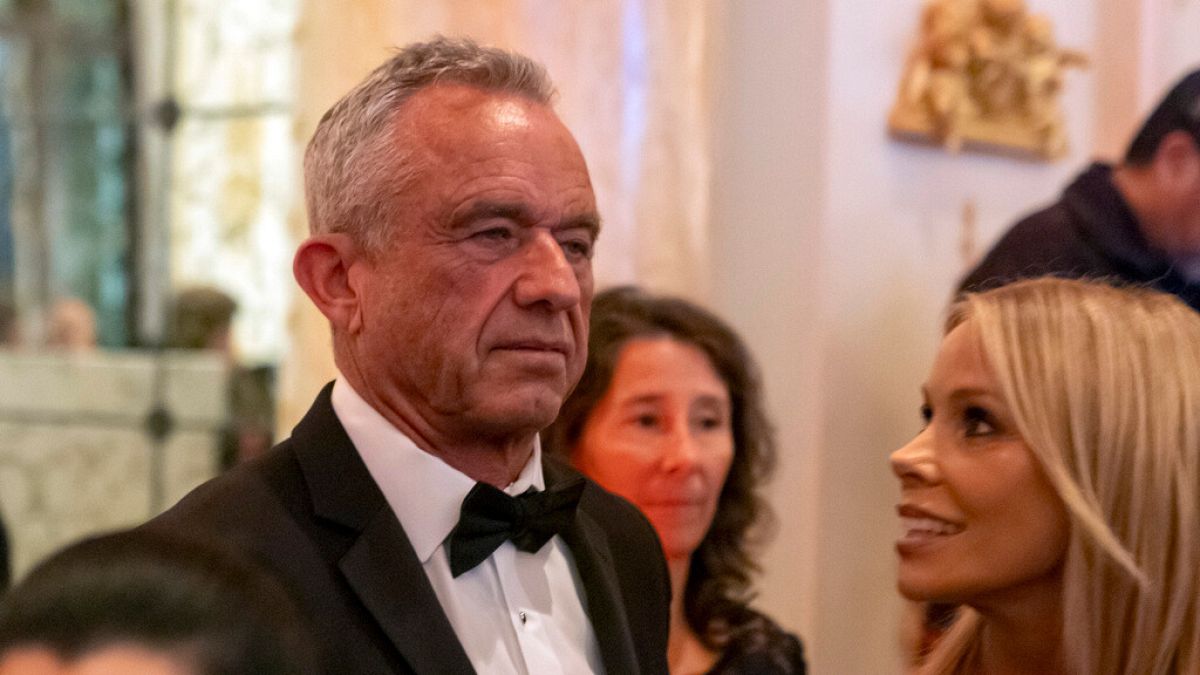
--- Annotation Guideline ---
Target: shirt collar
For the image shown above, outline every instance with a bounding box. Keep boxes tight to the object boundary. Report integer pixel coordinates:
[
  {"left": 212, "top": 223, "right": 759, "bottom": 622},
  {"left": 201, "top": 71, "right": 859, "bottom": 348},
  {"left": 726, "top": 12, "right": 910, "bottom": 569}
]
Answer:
[{"left": 330, "top": 375, "right": 545, "bottom": 563}]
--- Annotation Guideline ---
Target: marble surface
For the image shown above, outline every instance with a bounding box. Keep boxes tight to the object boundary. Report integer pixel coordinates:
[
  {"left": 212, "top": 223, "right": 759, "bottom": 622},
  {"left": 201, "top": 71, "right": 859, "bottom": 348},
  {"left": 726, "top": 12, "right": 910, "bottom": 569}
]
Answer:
[{"left": 0, "top": 350, "right": 226, "bottom": 578}]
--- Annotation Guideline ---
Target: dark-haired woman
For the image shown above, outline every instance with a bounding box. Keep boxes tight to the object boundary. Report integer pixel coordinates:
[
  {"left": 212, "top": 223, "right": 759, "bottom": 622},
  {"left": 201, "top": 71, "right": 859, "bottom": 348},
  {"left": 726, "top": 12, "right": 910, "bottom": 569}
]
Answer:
[{"left": 545, "top": 286, "right": 805, "bottom": 674}]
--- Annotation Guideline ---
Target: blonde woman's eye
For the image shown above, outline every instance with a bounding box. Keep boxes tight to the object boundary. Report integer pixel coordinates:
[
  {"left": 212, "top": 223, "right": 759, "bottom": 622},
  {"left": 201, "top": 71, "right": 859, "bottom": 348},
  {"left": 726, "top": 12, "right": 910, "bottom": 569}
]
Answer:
[
  {"left": 963, "top": 406, "right": 996, "bottom": 437},
  {"left": 919, "top": 403, "right": 933, "bottom": 427}
]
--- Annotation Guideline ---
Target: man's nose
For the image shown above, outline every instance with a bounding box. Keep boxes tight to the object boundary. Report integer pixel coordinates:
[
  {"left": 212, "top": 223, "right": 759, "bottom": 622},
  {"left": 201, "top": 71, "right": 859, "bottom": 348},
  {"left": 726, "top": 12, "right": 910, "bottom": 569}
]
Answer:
[
  {"left": 513, "top": 232, "right": 582, "bottom": 311},
  {"left": 890, "top": 430, "right": 939, "bottom": 486}
]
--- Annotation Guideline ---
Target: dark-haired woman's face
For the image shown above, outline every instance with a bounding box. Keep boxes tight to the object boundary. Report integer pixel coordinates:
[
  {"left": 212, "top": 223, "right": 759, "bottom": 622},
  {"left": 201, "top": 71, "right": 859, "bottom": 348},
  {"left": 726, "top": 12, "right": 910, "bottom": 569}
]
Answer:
[{"left": 572, "top": 337, "right": 734, "bottom": 560}]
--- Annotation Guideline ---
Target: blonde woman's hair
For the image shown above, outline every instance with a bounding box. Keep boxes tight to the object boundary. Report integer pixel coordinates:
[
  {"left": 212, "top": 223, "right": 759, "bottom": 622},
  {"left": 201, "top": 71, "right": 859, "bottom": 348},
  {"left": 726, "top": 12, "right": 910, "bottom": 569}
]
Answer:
[{"left": 921, "top": 277, "right": 1200, "bottom": 675}]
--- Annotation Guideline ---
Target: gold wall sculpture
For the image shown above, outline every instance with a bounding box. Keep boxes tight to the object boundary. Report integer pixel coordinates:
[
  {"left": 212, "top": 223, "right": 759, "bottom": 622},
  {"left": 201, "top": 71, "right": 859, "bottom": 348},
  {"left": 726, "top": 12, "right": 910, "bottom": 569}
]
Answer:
[{"left": 888, "top": 0, "right": 1086, "bottom": 160}]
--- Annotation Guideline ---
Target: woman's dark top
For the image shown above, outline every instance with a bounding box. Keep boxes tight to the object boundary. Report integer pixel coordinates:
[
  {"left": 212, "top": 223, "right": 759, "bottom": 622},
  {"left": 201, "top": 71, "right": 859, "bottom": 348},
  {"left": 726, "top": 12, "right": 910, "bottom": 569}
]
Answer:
[
  {"left": 0, "top": 509, "right": 10, "bottom": 591},
  {"left": 706, "top": 609, "right": 807, "bottom": 675}
]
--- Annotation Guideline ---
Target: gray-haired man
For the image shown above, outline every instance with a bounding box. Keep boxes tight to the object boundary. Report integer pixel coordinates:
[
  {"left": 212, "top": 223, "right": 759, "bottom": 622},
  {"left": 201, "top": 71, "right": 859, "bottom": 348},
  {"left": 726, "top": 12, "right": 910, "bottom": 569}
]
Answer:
[{"left": 147, "top": 37, "right": 670, "bottom": 675}]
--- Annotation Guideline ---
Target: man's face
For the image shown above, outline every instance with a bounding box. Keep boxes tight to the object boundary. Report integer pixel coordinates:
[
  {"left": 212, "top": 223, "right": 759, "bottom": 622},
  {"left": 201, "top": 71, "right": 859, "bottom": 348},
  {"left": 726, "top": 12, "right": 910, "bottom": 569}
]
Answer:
[
  {"left": 349, "top": 84, "right": 598, "bottom": 443},
  {"left": 1182, "top": 157, "right": 1200, "bottom": 254},
  {"left": 1158, "top": 130, "right": 1200, "bottom": 256}
]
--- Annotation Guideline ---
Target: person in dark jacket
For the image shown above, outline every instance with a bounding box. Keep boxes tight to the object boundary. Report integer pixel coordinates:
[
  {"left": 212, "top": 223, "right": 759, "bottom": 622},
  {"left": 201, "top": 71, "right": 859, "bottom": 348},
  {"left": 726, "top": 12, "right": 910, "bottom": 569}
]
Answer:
[{"left": 960, "top": 68, "right": 1200, "bottom": 310}]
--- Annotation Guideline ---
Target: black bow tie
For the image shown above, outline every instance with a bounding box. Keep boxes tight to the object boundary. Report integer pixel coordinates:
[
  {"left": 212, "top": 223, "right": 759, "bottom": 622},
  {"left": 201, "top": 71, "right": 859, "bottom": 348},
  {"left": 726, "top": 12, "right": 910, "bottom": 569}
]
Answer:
[{"left": 447, "top": 477, "right": 585, "bottom": 578}]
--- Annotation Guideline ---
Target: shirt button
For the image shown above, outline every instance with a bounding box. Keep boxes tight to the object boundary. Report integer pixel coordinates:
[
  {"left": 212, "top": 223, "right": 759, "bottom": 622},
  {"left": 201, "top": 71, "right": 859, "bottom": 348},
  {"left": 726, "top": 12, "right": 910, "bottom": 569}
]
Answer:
[{"left": 519, "top": 611, "right": 528, "bottom": 624}]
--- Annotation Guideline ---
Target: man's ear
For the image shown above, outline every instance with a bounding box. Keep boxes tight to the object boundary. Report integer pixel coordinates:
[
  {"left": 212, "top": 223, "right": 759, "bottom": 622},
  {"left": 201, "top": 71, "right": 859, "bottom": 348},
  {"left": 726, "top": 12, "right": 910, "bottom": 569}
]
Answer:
[
  {"left": 293, "top": 233, "right": 367, "bottom": 335},
  {"left": 1153, "top": 130, "right": 1200, "bottom": 189}
]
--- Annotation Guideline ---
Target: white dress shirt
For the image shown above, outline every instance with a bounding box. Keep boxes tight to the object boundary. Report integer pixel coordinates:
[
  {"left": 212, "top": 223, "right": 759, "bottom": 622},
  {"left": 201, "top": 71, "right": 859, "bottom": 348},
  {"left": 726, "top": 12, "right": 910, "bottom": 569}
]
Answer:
[{"left": 331, "top": 377, "right": 602, "bottom": 675}]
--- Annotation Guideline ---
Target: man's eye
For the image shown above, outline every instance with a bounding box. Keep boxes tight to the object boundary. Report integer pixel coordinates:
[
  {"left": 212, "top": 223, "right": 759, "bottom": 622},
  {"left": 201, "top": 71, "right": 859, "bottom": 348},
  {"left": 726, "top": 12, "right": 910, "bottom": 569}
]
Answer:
[
  {"left": 475, "top": 227, "right": 514, "bottom": 241},
  {"left": 560, "top": 238, "right": 593, "bottom": 260},
  {"left": 963, "top": 406, "right": 996, "bottom": 437}
]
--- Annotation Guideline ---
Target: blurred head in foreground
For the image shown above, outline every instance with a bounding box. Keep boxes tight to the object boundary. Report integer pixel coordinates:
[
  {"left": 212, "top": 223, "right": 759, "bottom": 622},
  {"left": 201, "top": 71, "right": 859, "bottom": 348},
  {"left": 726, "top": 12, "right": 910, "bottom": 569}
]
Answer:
[{"left": 0, "top": 530, "right": 317, "bottom": 675}]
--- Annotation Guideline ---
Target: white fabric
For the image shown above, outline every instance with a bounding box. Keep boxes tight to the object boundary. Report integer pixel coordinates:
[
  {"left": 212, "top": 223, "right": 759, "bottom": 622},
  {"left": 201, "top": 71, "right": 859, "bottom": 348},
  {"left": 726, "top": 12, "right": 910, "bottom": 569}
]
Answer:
[{"left": 331, "top": 377, "right": 602, "bottom": 675}]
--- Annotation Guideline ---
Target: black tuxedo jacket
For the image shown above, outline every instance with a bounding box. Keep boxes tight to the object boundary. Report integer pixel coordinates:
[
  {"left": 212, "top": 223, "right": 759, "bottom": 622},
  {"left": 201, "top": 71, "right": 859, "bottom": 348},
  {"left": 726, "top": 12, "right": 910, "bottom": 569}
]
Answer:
[{"left": 144, "top": 384, "right": 670, "bottom": 675}]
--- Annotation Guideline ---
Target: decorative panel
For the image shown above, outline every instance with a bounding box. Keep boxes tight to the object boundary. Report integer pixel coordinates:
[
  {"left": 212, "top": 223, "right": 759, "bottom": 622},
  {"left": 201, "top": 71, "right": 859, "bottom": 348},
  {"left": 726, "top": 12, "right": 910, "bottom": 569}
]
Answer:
[{"left": 0, "top": 350, "right": 225, "bottom": 578}]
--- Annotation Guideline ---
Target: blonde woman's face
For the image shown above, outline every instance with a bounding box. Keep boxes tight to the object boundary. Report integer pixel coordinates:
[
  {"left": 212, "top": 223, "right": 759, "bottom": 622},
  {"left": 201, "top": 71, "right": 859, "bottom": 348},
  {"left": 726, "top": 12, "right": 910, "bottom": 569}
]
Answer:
[
  {"left": 572, "top": 337, "right": 735, "bottom": 561},
  {"left": 890, "top": 320, "right": 1069, "bottom": 608}
]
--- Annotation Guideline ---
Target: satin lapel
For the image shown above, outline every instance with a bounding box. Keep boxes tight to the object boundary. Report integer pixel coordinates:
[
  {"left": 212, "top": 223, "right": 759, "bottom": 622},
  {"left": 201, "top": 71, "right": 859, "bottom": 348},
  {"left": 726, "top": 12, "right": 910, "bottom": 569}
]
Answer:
[
  {"left": 562, "top": 509, "right": 641, "bottom": 675},
  {"left": 545, "top": 460, "right": 641, "bottom": 675},
  {"left": 294, "top": 384, "right": 475, "bottom": 675},
  {"left": 339, "top": 508, "right": 476, "bottom": 675}
]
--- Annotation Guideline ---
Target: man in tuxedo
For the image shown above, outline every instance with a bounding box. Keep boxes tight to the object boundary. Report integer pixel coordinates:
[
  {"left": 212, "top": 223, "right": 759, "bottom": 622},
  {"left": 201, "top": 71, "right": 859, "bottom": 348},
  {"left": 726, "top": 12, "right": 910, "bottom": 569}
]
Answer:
[{"left": 146, "top": 37, "right": 670, "bottom": 675}]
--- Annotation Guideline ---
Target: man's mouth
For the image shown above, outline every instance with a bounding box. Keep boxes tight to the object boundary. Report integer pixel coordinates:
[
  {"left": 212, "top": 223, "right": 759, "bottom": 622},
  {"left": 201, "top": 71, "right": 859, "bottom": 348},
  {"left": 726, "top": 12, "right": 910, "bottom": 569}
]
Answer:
[{"left": 494, "top": 339, "right": 570, "bottom": 355}]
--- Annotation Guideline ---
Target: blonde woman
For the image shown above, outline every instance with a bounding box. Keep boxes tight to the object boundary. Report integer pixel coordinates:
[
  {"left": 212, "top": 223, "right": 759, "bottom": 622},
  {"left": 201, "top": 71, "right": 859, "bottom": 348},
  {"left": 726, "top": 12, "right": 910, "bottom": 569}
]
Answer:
[{"left": 892, "top": 277, "right": 1200, "bottom": 674}]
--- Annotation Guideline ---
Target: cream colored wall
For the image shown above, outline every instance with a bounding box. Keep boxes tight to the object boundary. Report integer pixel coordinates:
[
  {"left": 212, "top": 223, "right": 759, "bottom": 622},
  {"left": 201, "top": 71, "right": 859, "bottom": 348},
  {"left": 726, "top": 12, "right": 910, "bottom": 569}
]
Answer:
[{"left": 707, "top": 0, "right": 828, "bottom": 665}]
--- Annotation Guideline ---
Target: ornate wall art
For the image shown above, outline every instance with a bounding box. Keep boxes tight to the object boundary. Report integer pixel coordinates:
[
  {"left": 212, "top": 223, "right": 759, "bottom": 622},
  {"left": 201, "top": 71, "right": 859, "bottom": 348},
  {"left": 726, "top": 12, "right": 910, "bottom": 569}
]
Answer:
[{"left": 888, "top": 0, "right": 1087, "bottom": 160}]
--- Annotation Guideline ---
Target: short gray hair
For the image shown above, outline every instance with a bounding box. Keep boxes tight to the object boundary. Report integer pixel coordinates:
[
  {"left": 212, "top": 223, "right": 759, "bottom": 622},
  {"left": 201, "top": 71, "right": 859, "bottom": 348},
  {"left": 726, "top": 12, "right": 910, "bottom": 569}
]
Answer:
[{"left": 303, "top": 36, "right": 557, "bottom": 253}]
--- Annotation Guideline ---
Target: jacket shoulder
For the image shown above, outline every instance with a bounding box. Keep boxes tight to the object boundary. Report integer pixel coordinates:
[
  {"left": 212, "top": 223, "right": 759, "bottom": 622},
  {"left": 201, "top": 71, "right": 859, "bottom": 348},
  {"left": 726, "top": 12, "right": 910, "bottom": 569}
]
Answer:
[
  {"left": 143, "top": 439, "right": 320, "bottom": 550},
  {"left": 959, "top": 201, "right": 1108, "bottom": 294}
]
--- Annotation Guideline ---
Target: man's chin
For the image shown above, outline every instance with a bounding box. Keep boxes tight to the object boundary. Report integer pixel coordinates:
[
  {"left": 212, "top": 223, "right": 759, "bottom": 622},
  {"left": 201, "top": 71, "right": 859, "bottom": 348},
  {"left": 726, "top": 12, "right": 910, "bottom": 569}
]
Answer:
[{"left": 469, "top": 387, "right": 564, "bottom": 436}]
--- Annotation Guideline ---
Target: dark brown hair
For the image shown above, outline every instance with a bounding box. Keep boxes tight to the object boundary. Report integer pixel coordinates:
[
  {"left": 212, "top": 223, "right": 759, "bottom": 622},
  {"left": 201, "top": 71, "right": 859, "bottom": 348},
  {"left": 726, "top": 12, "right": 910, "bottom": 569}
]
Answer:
[{"left": 544, "top": 286, "right": 777, "bottom": 649}]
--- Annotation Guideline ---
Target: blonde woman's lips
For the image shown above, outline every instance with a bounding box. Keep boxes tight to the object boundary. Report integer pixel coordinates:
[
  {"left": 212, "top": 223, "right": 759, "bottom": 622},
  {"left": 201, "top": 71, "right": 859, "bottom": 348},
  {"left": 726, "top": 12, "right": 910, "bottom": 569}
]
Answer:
[{"left": 895, "top": 503, "right": 964, "bottom": 554}]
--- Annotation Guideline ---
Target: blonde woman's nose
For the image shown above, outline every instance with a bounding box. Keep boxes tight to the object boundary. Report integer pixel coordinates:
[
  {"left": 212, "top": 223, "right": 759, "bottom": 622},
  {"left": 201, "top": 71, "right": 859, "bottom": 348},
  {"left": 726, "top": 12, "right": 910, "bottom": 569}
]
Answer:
[{"left": 890, "top": 430, "right": 939, "bottom": 486}]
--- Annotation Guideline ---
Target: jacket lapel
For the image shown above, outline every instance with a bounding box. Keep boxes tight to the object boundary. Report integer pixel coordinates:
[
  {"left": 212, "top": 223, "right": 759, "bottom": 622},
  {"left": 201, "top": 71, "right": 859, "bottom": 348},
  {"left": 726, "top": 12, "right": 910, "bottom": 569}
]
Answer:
[
  {"left": 338, "top": 508, "right": 476, "bottom": 675},
  {"left": 546, "top": 459, "right": 641, "bottom": 675},
  {"left": 293, "top": 385, "right": 475, "bottom": 674}
]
